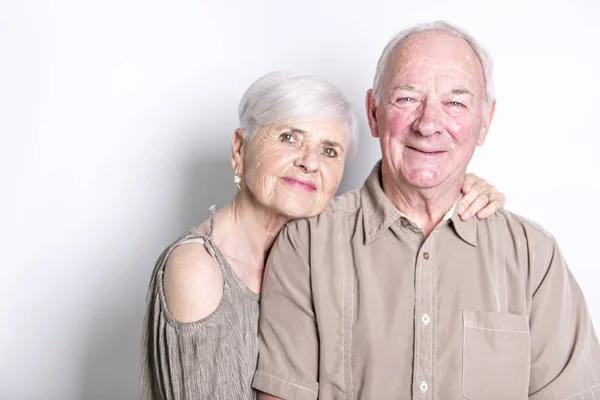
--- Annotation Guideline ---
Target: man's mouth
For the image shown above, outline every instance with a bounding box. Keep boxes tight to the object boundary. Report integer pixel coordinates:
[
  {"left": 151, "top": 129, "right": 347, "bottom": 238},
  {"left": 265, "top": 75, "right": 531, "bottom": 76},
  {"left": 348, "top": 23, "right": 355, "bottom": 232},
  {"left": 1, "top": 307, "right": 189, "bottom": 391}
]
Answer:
[{"left": 406, "top": 146, "right": 446, "bottom": 155}]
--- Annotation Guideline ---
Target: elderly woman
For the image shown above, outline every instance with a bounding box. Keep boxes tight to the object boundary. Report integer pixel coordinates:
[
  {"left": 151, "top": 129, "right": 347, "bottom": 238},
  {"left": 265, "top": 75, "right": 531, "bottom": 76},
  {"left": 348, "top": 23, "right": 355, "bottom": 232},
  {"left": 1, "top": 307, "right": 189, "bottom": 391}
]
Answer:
[{"left": 139, "top": 71, "right": 504, "bottom": 399}]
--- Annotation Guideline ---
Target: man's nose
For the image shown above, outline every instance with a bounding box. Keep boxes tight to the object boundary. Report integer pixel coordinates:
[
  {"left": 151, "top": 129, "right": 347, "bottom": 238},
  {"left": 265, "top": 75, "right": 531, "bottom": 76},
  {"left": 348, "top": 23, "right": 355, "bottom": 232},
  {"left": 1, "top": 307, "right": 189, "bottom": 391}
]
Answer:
[{"left": 411, "top": 101, "right": 444, "bottom": 137}]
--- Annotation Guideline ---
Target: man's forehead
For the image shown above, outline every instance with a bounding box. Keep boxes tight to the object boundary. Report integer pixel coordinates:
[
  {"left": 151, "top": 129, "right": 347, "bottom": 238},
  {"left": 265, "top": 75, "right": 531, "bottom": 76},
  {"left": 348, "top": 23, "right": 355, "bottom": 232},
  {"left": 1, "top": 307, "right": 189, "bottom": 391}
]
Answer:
[
  {"left": 385, "top": 30, "right": 485, "bottom": 91},
  {"left": 397, "top": 30, "right": 477, "bottom": 56}
]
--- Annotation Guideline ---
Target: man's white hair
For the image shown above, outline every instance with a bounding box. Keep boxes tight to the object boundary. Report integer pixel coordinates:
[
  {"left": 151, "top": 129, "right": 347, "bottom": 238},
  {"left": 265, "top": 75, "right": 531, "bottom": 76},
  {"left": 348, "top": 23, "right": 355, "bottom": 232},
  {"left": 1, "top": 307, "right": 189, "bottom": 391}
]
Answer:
[
  {"left": 238, "top": 71, "right": 358, "bottom": 158},
  {"left": 373, "top": 21, "right": 495, "bottom": 107}
]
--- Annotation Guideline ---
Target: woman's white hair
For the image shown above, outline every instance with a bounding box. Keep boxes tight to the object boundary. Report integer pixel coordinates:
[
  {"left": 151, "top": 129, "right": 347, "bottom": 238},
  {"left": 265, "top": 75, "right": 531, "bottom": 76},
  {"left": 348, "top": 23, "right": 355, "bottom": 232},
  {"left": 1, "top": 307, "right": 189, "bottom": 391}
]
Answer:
[
  {"left": 373, "top": 21, "right": 495, "bottom": 107},
  {"left": 238, "top": 71, "right": 358, "bottom": 158}
]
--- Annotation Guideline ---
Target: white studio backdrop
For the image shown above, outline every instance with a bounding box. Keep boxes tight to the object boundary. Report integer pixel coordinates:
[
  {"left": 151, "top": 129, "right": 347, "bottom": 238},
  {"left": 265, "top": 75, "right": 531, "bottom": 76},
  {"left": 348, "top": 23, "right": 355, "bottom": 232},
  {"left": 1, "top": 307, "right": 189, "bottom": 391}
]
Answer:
[{"left": 1, "top": 0, "right": 598, "bottom": 399}]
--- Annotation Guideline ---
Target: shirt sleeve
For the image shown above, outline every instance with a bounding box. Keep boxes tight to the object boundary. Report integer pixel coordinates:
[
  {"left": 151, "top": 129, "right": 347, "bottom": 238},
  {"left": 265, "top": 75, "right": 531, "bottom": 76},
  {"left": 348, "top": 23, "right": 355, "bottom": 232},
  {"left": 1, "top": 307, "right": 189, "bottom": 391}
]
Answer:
[
  {"left": 527, "top": 230, "right": 600, "bottom": 398},
  {"left": 252, "top": 220, "right": 319, "bottom": 400}
]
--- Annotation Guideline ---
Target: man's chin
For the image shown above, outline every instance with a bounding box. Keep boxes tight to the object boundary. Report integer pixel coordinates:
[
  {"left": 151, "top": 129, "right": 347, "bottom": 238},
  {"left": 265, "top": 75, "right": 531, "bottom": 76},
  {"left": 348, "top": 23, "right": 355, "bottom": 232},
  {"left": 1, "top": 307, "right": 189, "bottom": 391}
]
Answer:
[{"left": 403, "top": 171, "right": 446, "bottom": 189}]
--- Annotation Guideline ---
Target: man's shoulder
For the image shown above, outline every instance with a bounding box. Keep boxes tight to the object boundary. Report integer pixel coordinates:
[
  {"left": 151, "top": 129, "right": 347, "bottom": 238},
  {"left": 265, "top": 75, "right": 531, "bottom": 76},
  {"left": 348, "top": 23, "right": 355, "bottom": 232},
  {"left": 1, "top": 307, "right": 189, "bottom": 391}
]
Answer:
[
  {"left": 484, "top": 209, "right": 555, "bottom": 244},
  {"left": 326, "top": 188, "right": 363, "bottom": 213},
  {"left": 284, "top": 189, "right": 363, "bottom": 235}
]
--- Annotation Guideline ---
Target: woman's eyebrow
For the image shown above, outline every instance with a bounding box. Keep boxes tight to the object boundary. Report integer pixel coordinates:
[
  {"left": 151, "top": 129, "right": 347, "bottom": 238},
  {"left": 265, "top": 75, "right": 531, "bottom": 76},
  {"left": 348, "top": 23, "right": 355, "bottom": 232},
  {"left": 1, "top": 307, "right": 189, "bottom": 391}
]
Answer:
[
  {"left": 322, "top": 139, "right": 344, "bottom": 151},
  {"left": 279, "top": 126, "right": 306, "bottom": 134},
  {"left": 282, "top": 127, "right": 345, "bottom": 151}
]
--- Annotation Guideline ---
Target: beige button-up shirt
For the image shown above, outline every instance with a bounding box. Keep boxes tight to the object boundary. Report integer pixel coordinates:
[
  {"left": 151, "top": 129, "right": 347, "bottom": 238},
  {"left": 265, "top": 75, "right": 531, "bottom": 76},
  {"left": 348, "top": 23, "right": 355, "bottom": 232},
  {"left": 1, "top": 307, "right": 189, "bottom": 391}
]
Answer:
[{"left": 253, "top": 162, "right": 600, "bottom": 399}]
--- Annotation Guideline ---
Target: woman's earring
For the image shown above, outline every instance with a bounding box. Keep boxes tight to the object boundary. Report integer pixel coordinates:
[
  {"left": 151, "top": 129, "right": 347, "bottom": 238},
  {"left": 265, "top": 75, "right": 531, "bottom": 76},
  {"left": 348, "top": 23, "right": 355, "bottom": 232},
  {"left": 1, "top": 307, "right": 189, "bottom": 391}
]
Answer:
[{"left": 233, "top": 166, "right": 241, "bottom": 190}]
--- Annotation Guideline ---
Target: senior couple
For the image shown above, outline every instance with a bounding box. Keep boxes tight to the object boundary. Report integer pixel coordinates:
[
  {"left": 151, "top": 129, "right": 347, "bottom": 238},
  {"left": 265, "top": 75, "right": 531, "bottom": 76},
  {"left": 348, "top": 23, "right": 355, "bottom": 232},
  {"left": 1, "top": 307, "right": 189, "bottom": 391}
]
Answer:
[{"left": 141, "top": 21, "right": 600, "bottom": 399}]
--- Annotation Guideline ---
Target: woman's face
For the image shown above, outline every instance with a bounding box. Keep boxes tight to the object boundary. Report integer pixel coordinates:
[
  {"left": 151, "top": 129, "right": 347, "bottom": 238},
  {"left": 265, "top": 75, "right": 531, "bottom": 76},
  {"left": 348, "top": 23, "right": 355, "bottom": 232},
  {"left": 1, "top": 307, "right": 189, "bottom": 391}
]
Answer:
[{"left": 239, "top": 118, "right": 349, "bottom": 219}]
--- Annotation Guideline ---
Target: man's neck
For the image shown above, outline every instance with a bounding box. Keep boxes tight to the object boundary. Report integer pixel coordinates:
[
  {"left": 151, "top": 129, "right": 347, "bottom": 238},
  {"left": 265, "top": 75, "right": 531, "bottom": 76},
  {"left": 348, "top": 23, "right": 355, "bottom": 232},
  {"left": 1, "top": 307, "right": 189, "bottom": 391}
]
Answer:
[{"left": 382, "top": 170, "right": 464, "bottom": 236}]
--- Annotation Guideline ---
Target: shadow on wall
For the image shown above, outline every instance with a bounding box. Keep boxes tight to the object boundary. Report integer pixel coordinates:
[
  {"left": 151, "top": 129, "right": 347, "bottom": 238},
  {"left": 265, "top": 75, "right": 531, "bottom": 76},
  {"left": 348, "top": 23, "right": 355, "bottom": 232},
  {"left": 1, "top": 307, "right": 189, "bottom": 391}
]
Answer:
[
  {"left": 75, "top": 111, "right": 374, "bottom": 399},
  {"left": 337, "top": 129, "right": 381, "bottom": 194},
  {"left": 179, "top": 155, "right": 237, "bottom": 231},
  {"left": 78, "top": 147, "right": 234, "bottom": 400}
]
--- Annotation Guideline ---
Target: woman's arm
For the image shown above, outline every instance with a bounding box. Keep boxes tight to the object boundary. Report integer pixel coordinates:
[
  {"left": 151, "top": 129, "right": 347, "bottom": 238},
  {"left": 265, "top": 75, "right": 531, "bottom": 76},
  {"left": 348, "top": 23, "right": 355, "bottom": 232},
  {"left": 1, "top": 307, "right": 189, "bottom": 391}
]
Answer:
[{"left": 162, "top": 242, "right": 223, "bottom": 321}]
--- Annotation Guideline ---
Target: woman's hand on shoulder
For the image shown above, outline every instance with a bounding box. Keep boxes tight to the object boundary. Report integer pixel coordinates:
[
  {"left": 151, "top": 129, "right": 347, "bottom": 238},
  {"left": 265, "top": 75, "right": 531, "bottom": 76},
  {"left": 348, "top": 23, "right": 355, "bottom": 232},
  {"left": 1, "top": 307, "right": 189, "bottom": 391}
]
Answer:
[
  {"left": 163, "top": 242, "right": 223, "bottom": 323},
  {"left": 459, "top": 173, "right": 506, "bottom": 221}
]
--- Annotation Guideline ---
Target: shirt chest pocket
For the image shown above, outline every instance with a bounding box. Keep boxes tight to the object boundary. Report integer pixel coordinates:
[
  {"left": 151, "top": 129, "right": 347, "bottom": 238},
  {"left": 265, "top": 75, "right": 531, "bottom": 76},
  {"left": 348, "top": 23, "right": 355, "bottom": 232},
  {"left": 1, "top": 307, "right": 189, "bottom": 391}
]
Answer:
[{"left": 462, "top": 310, "right": 530, "bottom": 400}]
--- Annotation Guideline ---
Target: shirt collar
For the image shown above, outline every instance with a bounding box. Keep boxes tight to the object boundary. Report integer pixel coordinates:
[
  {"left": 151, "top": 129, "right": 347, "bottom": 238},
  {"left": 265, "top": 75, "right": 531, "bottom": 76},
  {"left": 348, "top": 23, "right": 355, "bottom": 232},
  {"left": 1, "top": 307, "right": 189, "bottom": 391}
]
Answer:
[
  {"left": 360, "top": 161, "right": 478, "bottom": 246},
  {"left": 360, "top": 161, "right": 402, "bottom": 244},
  {"left": 396, "top": 201, "right": 456, "bottom": 229},
  {"left": 449, "top": 198, "right": 478, "bottom": 247}
]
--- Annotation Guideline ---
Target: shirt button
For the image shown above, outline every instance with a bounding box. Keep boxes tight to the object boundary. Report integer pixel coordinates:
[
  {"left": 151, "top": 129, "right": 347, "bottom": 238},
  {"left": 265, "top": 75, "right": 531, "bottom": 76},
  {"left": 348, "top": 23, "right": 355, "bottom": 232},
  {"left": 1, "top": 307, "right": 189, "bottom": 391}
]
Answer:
[
  {"left": 423, "top": 252, "right": 430, "bottom": 260},
  {"left": 401, "top": 218, "right": 410, "bottom": 227},
  {"left": 420, "top": 381, "right": 428, "bottom": 393},
  {"left": 422, "top": 313, "right": 431, "bottom": 325}
]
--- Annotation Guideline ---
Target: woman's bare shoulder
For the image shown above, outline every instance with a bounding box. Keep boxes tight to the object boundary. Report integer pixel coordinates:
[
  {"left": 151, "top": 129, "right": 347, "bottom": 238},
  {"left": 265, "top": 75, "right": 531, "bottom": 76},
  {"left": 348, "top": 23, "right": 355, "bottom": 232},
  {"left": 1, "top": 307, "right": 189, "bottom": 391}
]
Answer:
[{"left": 162, "top": 241, "right": 223, "bottom": 323}]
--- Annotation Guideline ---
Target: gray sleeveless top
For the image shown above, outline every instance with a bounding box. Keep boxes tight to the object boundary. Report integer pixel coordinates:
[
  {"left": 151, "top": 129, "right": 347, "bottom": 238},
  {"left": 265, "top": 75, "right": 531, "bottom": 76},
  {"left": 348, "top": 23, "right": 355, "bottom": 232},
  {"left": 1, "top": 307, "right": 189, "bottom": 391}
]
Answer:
[{"left": 140, "top": 207, "right": 260, "bottom": 399}]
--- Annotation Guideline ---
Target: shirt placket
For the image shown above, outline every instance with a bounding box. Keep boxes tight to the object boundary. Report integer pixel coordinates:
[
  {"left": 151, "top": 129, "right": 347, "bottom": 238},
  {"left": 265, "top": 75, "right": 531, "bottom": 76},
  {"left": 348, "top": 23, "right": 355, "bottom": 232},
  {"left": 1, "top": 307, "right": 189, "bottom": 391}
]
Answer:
[{"left": 413, "top": 235, "right": 434, "bottom": 399}]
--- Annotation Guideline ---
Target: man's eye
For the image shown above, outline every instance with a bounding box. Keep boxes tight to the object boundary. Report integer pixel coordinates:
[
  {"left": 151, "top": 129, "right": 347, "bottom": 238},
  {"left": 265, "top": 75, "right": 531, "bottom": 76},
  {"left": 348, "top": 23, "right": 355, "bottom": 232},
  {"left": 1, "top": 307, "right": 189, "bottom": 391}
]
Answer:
[
  {"left": 323, "top": 148, "right": 338, "bottom": 158},
  {"left": 396, "top": 97, "right": 414, "bottom": 102},
  {"left": 280, "top": 133, "right": 295, "bottom": 142},
  {"left": 449, "top": 101, "right": 465, "bottom": 107}
]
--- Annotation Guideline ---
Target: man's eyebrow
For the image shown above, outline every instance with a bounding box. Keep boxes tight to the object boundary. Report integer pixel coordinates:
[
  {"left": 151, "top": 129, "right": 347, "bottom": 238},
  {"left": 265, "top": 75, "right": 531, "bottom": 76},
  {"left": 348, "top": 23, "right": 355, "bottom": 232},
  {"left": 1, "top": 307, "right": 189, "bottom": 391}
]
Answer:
[
  {"left": 391, "top": 84, "right": 417, "bottom": 91},
  {"left": 451, "top": 88, "right": 474, "bottom": 96}
]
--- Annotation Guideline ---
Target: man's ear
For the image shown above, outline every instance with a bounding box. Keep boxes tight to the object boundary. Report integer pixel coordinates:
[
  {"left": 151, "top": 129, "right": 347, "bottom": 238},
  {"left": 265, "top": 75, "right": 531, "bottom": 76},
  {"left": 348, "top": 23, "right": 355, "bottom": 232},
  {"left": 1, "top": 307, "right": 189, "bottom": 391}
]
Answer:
[
  {"left": 366, "top": 89, "right": 380, "bottom": 138},
  {"left": 477, "top": 100, "right": 496, "bottom": 146},
  {"left": 231, "top": 128, "right": 245, "bottom": 171}
]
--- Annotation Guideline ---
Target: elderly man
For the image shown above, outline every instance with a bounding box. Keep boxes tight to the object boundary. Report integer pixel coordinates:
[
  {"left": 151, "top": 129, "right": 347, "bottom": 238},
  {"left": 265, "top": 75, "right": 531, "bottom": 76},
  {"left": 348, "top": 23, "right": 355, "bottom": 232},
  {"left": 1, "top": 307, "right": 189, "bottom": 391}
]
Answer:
[{"left": 252, "top": 21, "right": 600, "bottom": 399}]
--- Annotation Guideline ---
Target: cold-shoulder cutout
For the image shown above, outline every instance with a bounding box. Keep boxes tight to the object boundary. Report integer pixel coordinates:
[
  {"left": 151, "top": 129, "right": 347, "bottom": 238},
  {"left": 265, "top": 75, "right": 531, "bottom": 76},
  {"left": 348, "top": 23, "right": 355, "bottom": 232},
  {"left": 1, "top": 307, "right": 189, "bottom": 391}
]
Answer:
[
  {"left": 140, "top": 205, "right": 259, "bottom": 400},
  {"left": 162, "top": 240, "right": 224, "bottom": 323}
]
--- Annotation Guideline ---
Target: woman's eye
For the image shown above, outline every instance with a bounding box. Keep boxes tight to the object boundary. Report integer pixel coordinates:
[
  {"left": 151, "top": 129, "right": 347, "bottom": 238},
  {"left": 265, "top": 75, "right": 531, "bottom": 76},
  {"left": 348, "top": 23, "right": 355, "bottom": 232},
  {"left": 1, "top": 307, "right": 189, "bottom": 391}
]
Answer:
[
  {"left": 280, "top": 133, "right": 295, "bottom": 142},
  {"left": 323, "top": 148, "right": 338, "bottom": 158},
  {"left": 449, "top": 101, "right": 465, "bottom": 107}
]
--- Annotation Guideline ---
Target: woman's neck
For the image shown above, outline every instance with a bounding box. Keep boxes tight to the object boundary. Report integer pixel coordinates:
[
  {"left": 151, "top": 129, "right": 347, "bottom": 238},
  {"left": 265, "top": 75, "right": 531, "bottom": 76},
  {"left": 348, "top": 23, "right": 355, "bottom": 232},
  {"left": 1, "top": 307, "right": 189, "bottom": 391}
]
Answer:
[{"left": 209, "top": 190, "right": 290, "bottom": 276}]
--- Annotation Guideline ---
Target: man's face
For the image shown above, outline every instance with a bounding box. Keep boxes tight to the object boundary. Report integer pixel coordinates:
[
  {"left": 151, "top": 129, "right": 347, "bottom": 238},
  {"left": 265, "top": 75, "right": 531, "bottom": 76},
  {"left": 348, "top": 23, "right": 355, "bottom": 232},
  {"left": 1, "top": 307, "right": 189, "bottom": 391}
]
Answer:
[{"left": 367, "top": 30, "right": 495, "bottom": 190}]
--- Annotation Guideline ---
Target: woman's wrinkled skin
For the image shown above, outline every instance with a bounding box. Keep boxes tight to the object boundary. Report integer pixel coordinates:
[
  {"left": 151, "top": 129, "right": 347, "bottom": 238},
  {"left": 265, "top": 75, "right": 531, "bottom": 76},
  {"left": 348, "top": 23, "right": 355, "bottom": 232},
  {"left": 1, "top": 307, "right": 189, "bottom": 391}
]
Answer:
[{"left": 232, "top": 118, "right": 349, "bottom": 220}]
